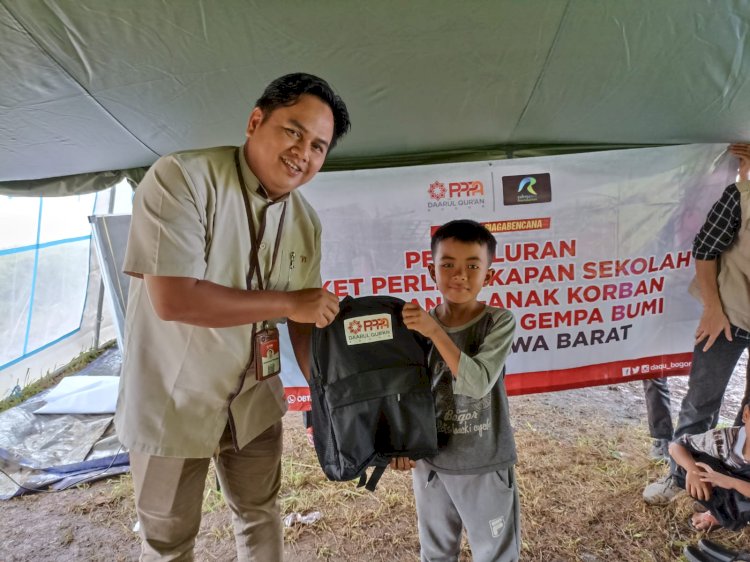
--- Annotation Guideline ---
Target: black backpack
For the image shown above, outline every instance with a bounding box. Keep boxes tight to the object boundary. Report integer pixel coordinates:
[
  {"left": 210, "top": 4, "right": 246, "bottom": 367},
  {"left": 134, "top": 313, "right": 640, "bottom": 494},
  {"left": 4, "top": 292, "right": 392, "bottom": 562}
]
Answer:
[{"left": 309, "top": 295, "right": 438, "bottom": 491}]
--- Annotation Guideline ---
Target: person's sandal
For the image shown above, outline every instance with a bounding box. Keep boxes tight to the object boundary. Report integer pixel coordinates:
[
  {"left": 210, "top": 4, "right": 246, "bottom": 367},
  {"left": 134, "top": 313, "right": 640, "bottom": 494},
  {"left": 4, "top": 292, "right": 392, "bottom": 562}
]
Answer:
[
  {"left": 699, "top": 539, "right": 750, "bottom": 562},
  {"left": 685, "top": 545, "right": 724, "bottom": 562}
]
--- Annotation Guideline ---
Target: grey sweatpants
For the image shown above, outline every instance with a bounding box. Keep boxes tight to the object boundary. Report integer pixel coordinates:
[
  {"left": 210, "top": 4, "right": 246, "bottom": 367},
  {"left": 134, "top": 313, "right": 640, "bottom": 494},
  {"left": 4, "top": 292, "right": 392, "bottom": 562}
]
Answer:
[{"left": 412, "top": 461, "right": 521, "bottom": 562}]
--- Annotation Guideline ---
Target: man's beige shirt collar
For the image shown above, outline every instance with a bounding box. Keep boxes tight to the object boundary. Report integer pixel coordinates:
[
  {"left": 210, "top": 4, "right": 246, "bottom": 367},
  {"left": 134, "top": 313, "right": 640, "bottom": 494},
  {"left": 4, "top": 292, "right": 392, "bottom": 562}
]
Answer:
[{"left": 238, "top": 144, "right": 291, "bottom": 204}]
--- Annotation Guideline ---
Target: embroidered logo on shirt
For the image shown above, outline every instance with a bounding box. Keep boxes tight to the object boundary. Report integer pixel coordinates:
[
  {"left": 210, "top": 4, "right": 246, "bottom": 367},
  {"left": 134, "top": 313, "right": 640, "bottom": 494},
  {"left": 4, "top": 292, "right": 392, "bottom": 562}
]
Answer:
[
  {"left": 489, "top": 516, "right": 506, "bottom": 538},
  {"left": 344, "top": 314, "right": 393, "bottom": 346}
]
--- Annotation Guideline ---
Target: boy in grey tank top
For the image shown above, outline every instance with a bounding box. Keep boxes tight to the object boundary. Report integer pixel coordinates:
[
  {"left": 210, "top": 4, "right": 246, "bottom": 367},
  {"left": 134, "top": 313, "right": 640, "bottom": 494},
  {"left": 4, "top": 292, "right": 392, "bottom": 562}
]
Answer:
[{"left": 393, "top": 219, "right": 520, "bottom": 562}]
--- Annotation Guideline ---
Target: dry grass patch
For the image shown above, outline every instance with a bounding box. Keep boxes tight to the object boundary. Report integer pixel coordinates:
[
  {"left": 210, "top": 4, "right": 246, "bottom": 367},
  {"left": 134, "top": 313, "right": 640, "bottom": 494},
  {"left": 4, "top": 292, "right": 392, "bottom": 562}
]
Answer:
[
  {"left": 514, "top": 398, "right": 750, "bottom": 561},
  {"left": 48, "top": 407, "right": 750, "bottom": 561}
]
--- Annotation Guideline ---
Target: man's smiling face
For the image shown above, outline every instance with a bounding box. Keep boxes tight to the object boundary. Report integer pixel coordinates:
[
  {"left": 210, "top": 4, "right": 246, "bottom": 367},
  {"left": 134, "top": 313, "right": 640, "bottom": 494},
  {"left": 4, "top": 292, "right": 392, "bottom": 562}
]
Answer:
[{"left": 244, "top": 93, "right": 334, "bottom": 200}]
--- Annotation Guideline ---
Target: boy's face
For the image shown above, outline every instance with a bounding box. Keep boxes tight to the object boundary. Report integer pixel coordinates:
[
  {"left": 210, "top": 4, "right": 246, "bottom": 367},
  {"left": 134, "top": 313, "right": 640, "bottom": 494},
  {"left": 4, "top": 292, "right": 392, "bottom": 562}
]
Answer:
[
  {"left": 428, "top": 238, "right": 494, "bottom": 305},
  {"left": 743, "top": 404, "right": 750, "bottom": 428}
]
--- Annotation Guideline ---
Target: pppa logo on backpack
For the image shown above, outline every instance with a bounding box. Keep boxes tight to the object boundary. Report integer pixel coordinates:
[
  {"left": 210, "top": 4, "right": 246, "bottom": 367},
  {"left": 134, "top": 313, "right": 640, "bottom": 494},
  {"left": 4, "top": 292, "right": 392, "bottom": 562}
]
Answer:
[
  {"left": 344, "top": 313, "right": 392, "bottom": 345},
  {"left": 310, "top": 296, "right": 438, "bottom": 491}
]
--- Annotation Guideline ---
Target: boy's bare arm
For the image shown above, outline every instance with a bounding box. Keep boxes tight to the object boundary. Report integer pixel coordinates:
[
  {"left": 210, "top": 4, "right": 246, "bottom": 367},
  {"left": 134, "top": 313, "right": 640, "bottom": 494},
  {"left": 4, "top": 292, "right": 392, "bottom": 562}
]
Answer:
[
  {"left": 668, "top": 442, "right": 713, "bottom": 501},
  {"left": 402, "top": 303, "right": 461, "bottom": 377},
  {"left": 696, "top": 462, "right": 750, "bottom": 497}
]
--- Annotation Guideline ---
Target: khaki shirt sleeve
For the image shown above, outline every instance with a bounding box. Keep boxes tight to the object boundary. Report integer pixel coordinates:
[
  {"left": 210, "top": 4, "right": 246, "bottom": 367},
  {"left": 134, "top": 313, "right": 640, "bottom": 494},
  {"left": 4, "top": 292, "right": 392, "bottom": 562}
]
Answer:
[{"left": 123, "top": 155, "right": 207, "bottom": 279}]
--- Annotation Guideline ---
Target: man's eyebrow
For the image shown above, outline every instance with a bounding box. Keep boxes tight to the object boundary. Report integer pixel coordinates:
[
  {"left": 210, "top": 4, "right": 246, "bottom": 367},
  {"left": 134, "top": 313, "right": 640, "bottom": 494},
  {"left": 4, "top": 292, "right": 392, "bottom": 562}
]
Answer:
[{"left": 289, "top": 119, "right": 330, "bottom": 149}]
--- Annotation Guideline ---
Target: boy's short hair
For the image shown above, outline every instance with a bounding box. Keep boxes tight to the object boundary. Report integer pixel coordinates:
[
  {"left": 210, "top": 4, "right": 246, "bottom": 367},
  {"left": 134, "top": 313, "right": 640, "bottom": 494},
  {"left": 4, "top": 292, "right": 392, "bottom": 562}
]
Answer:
[
  {"left": 431, "top": 219, "right": 497, "bottom": 262},
  {"left": 255, "top": 73, "right": 351, "bottom": 150}
]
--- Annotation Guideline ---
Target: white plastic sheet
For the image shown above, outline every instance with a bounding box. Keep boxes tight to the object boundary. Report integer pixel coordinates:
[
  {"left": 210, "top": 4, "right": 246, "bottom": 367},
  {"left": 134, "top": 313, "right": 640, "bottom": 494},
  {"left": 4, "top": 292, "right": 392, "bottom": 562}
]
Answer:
[{"left": 34, "top": 375, "right": 119, "bottom": 415}]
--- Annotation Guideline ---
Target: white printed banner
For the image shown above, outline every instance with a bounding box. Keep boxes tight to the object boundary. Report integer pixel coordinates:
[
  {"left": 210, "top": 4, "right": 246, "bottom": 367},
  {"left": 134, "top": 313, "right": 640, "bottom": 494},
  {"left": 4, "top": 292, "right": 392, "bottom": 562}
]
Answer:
[{"left": 281, "top": 144, "right": 735, "bottom": 407}]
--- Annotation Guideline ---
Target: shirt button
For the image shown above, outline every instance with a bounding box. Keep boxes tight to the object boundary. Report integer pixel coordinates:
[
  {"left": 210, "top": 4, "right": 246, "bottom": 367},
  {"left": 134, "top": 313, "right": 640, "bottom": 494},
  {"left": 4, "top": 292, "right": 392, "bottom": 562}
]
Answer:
[{"left": 259, "top": 243, "right": 267, "bottom": 250}]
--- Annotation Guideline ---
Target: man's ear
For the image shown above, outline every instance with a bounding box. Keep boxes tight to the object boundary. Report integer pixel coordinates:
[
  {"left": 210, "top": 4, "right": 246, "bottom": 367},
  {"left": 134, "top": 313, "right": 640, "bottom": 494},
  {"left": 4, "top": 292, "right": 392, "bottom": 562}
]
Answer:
[
  {"left": 484, "top": 268, "right": 495, "bottom": 287},
  {"left": 246, "top": 107, "right": 264, "bottom": 139},
  {"left": 428, "top": 263, "right": 436, "bottom": 283}
]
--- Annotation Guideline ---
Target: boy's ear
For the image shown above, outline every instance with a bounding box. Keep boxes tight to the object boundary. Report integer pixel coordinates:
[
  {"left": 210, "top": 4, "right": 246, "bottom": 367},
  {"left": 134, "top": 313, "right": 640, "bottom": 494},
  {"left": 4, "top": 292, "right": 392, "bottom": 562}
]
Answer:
[
  {"left": 743, "top": 404, "right": 750, "bottom": 424},
  {"left": 483, "top": 268, "right": 495, "bottom": 287},
  {"left": 428, "top": 263, "right": 436, "bottom": 282}
]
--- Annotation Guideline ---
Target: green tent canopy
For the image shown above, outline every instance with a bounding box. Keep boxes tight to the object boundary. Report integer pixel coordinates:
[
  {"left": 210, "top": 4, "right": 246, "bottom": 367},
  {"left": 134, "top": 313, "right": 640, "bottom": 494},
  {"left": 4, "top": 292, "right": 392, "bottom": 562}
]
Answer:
[{"left": 2, "top": 0, "right": 750, "bottom": 195}]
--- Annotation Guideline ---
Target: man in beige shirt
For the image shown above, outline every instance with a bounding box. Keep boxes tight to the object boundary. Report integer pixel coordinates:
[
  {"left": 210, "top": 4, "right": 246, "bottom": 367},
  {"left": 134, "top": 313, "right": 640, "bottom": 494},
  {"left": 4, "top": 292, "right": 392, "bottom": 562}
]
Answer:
[{"left": 116, "top": 73, "right": 350, "bottom": 561}]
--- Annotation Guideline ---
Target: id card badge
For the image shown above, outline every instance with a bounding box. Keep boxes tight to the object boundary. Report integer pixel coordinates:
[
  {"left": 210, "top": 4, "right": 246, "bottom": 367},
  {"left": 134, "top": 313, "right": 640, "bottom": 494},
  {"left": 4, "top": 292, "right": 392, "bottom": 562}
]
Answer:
[{"left": 254, "top": 326, "right": 281, "bottom": 381}]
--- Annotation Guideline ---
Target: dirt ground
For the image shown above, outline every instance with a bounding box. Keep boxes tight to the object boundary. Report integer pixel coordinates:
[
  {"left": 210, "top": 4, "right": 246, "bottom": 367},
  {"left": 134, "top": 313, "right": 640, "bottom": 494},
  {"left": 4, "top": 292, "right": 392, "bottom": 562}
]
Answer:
[{"left": 1, "top": 354, "right": 748, "bottom": 561}]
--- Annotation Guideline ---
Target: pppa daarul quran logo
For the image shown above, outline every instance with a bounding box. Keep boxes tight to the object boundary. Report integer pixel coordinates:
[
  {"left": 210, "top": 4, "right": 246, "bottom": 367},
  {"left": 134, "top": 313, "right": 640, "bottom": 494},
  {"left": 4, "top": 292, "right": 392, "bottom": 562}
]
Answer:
[
  {"left": 427, "top": 180, "right": 486, "bottom": 210},
  {"left": 344, "top": 314, "right": 393, "bottom": 346},
  {"left": 429, "top": 181, "right": 447, "bottom": 201}
]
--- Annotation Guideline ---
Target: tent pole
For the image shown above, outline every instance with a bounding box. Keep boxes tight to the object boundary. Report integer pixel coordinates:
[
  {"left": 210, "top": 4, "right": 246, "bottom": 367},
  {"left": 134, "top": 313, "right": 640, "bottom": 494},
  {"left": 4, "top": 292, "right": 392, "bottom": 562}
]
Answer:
[{"left": 93, "top": 185, "right": 117, "bottom": 350}]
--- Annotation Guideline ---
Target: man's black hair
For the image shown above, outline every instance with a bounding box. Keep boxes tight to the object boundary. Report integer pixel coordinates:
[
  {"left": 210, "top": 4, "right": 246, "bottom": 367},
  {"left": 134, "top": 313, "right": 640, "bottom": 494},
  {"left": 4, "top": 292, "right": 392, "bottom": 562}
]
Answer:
[
  {"left": 255, "top": 73, "right": 351, "bottom": 150},
  {"left": 431, "top": 219, "right": 497, "bottom": 262}
]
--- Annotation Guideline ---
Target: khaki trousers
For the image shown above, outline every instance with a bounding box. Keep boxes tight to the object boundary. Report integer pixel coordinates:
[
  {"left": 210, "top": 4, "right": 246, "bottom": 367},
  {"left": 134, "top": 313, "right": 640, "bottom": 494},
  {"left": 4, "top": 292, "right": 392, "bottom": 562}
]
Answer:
[{"left": 130, "top": 421, "right": 283, "bottom": 562}]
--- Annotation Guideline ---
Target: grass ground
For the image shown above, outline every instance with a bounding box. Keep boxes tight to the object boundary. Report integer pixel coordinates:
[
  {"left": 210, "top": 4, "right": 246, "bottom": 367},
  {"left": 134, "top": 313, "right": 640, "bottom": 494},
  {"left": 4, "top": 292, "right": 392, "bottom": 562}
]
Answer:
[
  {"left": 5, "top": 405, "right": 748, "bottom": 561},
  {"left": 3, "top": 346, "right": 750, "bottom": 560}
]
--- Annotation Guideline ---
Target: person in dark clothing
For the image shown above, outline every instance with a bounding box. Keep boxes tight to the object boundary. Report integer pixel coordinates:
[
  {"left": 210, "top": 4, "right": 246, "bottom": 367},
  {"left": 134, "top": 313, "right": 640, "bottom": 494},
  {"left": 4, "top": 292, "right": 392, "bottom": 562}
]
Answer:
[
  {"left": 644, "top": 143, "right": 750, "bottom": 505},
  {"left": 670, "top": 404, "right": 750, "bottom": 531}
]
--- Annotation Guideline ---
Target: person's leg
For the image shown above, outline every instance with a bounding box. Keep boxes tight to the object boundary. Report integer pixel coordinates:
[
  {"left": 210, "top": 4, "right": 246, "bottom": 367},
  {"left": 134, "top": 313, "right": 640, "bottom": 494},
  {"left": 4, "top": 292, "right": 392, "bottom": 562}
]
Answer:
[
  {"left": 412, "top": 462, "right": 463, "bottom": 562},
  {"left": 733, "top": 348, "right": 750, "bottom": 428},
  {"left": 643, "top": 377, "right": 673, "bottom": 439},
  {"left": 673, "top": 336, "right": 748, "bottom": 443},
  {"left": 130, "top": 452, "right": 210, "bottom": 561},
  {"left": 214, "top": 421, "right": 283, "bottom": 562},
  {"left": 442, "top": 468, "right": 520, "bottom": 562},
  {"left": 643, "top": 377, "right": 673, "bottom": 459},
  {"left": 644, "top": 335, "right": 746, "bottom": 505},
  {"left": 302, "top": 410, "right": 314, "bottom": 446}
]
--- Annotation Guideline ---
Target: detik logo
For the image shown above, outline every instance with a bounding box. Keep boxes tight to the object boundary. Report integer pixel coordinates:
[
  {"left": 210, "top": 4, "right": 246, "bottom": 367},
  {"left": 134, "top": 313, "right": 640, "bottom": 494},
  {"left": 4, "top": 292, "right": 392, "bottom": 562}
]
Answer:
[
  {"left": 347, "top": 319, "right": 362, "bottom": 334},
  {"left": 428, "top": 181, "right": 447, "bottom": 201},
  {"left": 518, "top": 177, "right": 537, "bottom": 195}
]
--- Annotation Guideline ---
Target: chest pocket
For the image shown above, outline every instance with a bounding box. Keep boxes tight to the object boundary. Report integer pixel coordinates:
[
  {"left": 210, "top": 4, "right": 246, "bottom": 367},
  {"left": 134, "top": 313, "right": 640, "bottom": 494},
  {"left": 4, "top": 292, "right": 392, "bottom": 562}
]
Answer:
[{"left": 275, "top": 248, "right": 315, "bottom": 291}]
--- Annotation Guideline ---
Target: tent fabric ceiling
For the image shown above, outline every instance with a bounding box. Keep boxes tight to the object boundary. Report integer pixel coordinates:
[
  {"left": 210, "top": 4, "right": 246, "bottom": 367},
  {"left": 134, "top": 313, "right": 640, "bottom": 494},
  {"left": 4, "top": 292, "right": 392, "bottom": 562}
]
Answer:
[{"left": 2, "top": 1, "right": 750, "bottom": 194}]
